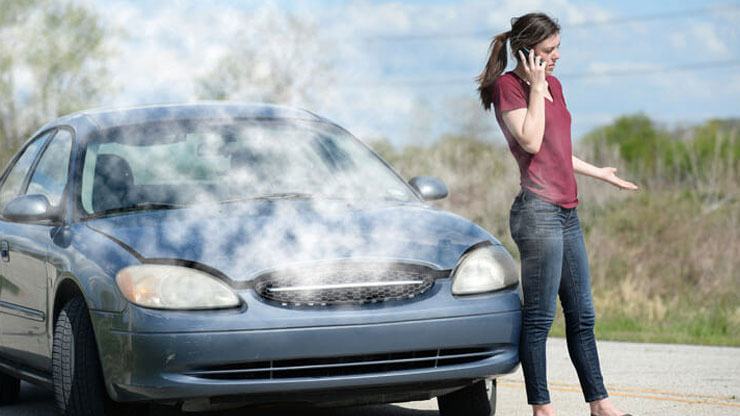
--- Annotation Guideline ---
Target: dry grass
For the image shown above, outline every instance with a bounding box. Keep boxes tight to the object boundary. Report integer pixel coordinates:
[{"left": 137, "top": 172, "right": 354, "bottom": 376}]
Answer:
[{"left": 370, "top": 128, "right": 740, "bottom": 346}]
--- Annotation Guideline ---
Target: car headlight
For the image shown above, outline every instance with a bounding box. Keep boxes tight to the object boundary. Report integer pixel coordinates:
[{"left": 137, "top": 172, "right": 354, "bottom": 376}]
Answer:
[
  {"left": 451, "top": 245, "right": 519, "bottom": 295},
  {"left": 116, "top": 264, "right": 240, "bottom": 309}
]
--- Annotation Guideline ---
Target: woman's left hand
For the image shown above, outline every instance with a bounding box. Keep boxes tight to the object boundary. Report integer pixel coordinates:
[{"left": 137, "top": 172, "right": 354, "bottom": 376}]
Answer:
[{"left": 599, "top": 167, "right": 639, "bottom": 190}]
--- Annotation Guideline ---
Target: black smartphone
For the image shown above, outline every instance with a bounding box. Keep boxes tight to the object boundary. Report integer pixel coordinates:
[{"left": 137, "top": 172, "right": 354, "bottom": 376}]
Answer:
[
  {"left": 518, "top": 46, "right": 532, "bottom": 61},
  {"left": 518, "top": 46, "right": 543, "bottom": 65}
]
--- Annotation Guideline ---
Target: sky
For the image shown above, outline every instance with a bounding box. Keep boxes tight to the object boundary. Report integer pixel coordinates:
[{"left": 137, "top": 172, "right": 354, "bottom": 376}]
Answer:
[{"left": 91, "top": 0, "right": 740, "bottom": 147}]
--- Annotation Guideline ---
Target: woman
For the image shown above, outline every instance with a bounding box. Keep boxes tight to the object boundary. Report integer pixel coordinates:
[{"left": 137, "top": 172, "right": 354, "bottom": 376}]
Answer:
[{"left": 476, "top": 13, "right": 637, "bottom": 416}]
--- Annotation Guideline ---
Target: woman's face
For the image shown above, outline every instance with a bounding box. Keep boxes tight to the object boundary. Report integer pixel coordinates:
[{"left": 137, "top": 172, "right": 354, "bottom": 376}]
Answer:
[{"left": 533, "top": 33, "right": 561, "bottom": 75}]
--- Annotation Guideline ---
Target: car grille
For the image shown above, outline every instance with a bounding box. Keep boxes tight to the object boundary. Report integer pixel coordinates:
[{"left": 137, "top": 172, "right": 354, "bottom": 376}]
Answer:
[
  {"left": 254, "top": 263, "right": 441, "bottom": 306},
  {"left": 183, "top": 347, "right": 499, "bottom": 380}
]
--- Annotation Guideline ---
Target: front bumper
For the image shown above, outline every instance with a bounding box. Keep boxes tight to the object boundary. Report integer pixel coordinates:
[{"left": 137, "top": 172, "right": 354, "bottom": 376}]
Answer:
[{"left": 91, "top": 281, "right": 521, "bottom": 406}]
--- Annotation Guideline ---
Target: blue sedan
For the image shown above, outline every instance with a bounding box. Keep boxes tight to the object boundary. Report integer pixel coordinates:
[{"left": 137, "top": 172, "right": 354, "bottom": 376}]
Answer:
[{"left": 0, "top": 103, "right": 521, "bottom": 415}]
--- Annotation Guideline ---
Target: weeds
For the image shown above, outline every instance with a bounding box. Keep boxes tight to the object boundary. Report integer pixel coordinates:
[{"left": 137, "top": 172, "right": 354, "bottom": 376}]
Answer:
[{"left": 370, "top": 117, "right": 740, "bottom": 346}]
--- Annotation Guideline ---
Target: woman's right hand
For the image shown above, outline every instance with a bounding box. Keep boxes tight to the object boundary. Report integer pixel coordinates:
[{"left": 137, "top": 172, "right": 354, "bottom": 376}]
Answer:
[
  {"left": 517, "top": 49, "right": 548, "bottom": 94},
  {"left": 599, "top": 167, "right": 640, "bottom": 190}
]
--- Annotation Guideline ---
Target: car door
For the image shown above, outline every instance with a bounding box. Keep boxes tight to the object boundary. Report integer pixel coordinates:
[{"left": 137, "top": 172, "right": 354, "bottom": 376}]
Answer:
[
  {"left": 0, "top": 130, "right": 52, "bottom": 361},
  {"left": 0, "top": 128, "right": 73, "bottom": 371}
]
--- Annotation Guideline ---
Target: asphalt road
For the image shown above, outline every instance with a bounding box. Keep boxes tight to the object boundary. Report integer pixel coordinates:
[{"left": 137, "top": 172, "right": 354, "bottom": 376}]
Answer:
[{"left": 3, "top": 338, "right": 739, "bottom": 415}]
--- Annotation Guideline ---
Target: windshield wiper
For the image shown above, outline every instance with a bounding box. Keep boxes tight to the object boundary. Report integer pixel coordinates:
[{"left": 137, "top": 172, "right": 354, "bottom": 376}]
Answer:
[{"left": 88, "top": 202, "right": 187, "bottom": 218}]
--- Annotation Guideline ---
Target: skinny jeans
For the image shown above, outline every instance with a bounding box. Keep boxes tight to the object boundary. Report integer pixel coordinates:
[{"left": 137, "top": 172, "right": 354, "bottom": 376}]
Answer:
[{"left": 509, "top": 189, "right": 608, "bottom": 405}]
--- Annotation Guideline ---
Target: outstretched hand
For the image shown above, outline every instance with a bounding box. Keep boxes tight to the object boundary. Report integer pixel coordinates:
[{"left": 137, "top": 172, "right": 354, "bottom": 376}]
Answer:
[{"left": 600, "top": 167, "right": 639, "bottom": 190}]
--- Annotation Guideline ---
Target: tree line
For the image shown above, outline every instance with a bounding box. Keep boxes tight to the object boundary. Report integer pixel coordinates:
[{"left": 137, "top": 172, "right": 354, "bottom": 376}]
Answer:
[{"left": 0, "top": 0, "right": 332, "bottom": 164}]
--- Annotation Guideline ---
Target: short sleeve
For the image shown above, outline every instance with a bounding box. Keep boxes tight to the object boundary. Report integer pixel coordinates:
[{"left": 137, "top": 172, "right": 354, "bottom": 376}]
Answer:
[{"left": 493, "top": 74, "right": 527, "bottom": 112}]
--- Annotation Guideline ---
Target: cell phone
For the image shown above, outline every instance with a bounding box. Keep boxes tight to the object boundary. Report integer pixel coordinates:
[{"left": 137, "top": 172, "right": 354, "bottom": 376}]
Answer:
[
  {"left": 518, "top": 46, "right": 532, "bottom": 61},
  {"left": 518, "top": 46, "right": 543, "bottom": 65}
]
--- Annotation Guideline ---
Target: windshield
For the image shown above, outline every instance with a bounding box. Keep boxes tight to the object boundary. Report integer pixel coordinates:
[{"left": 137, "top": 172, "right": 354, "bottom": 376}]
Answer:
[{"left": 80, "top": 119, "right": 416, "bottom": 216}]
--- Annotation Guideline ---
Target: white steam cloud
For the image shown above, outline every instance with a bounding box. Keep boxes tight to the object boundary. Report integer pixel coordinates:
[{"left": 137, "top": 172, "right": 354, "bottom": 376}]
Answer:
[{"left": 80, "top": 108, "right": 485, "bottom": 307}]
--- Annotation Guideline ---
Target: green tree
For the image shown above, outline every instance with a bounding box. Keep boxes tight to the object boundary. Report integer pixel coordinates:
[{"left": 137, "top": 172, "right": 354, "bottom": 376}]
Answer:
[
  {"left": 582, "top": 114, "right": 739, "bottom": 189},
  {"left": 689, "top": 119, "right": 740, "bottom": 170},
  {"left": 0, "top": 0, "right": 114, "bottom": 162},
  {"left": 583, "top": 113, "right": 677, "bottom": 181}
]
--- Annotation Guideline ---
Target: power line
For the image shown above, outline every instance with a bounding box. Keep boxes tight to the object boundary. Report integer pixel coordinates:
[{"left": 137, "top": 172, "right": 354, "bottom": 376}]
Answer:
[
  {"left": 558, "top": 59, "right": 740, "bottom": 79},
  {"left": 565, "top": 4, "right": 740, "bottom": 28},
  {"left": 341, "top": 59, "right": 740, "bottom": 88},
  {"left": 363, "top": 3, "right": 740, "bottom": 42}
]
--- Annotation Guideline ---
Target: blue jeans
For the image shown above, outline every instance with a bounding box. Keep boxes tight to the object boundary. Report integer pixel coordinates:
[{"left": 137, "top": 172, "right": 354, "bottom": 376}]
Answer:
[{"left": 509, "top": 190, "right": 608, "bottom": 405}]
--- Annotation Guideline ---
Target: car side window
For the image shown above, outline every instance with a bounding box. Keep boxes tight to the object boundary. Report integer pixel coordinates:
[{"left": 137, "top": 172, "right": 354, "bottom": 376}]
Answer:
[
  {"left": 0, "top": 131, "right": 54, "bottom": 213},
  {"left": 27, "top": 129, "right": 73, "bottom": 206}
]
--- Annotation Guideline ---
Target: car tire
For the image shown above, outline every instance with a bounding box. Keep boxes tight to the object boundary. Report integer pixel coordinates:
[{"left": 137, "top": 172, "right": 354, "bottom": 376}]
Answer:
[
  {"left": 53, "top": 297, "right": 127, "bottom": 416},
  {"left": 437, "top": 378, "right": 496, "bottom": 416},
  {"left": 0, "top": 372, "right": 21, "bottom": 404}
]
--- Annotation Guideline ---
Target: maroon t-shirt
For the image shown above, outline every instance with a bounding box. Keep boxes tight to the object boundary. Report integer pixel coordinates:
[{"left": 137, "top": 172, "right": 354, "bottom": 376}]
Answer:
[{"left": 492, "top": 71, "right": 578, "bottom": 208}]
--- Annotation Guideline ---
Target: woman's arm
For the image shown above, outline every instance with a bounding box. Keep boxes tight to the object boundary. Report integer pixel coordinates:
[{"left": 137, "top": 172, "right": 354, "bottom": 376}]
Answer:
[
  {"left": 501, "top": 51, "right": 549, "bottom": 154},
  {"left": 572, "top": 155, "right": 639, "bottom": 190},
  {"left": 501, "top": 102, "right": 545, "bottom": 154}
]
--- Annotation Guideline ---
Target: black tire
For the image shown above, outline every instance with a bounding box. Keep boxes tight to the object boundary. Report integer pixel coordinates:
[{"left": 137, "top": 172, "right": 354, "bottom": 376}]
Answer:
[
  {"left": 52, "top": 297, "right": 118, "bottom": 416},
  {"left": 438, "top": 379, "right": 496, "bottom": 416},
  {"left": 0, "top": 372, "right": 21, "bottom": 405}
]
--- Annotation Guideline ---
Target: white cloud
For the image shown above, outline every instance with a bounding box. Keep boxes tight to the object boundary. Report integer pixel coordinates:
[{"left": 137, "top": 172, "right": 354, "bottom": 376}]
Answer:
[
  {"left": 99, "top": 1, "right": 244, "bottom": 104},
  {"left": 91, "top": 0, "right": 736, "bottom": 146},
  {"left": 690, "top": 22, "right": 729, "bottom": 56},
  {"left": 587, "top": 61, "right": 659, "bottom": 74},
  {"left": 555, "top": 0, "right": 614, "bottom": 26},
  {"left": 312, "top": 0, "right": 618, "bottom": 143}
]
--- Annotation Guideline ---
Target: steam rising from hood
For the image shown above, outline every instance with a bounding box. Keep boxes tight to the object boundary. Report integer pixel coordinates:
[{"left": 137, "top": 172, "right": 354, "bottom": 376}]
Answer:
[
  {"left": 57, "top": 104, "right": 498, "bottom": 291},
  {"left": 87, "top": 199, "right": 495, "bottom": 284}
]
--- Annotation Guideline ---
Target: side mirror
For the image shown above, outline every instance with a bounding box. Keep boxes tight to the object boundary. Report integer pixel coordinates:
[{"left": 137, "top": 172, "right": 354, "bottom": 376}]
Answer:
[
  {"left": 2, "top": 194, "right": 57, "bottom": 222},
  {"left": 409, "top": 176, "right": 448, "bottom": 201}
]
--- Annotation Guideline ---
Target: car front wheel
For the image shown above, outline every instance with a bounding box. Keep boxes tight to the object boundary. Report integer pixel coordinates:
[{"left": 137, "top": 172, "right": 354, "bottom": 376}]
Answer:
[
  {"left": 437, "top": 378, "right": 496, "bottom": 416},
  {"left": 53, "top": 297, "right": 118, "bottom": 416}
]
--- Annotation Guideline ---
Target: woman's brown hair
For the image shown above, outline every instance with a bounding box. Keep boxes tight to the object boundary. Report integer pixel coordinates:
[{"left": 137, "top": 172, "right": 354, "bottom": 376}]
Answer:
[{"left": 476, "top": 13, "right": 560, "bottom": 111}]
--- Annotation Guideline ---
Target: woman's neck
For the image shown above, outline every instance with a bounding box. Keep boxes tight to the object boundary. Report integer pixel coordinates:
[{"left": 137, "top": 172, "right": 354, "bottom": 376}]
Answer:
[{"left": 512, "top": 65, "right": 529, "bottom": 84}]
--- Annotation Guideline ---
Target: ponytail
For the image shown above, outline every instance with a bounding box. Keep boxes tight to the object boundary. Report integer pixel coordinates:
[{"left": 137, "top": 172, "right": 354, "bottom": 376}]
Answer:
[{"left": 476, "top": 31, "right": 510, "bottom": 111}]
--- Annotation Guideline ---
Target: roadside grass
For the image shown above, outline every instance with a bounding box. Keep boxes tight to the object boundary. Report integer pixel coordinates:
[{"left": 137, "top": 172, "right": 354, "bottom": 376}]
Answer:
[
  {"left": 552, "top": 188, "right": 739, "bottom": 346},
  {"left": 551, "top": 295, "right": 740, "bottom": 346},
  {"left": 371, "top": 126, "right": 739, "bottom": 347}
]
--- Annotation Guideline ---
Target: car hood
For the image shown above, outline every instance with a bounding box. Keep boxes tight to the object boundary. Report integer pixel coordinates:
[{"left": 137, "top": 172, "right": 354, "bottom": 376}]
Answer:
[{"left": 85, "top": 200, "right": 497, "bottom": 283}]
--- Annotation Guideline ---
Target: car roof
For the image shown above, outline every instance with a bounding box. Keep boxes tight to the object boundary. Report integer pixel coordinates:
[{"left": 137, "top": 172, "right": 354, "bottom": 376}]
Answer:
[{"left": 45, "top": 102, "right": 328, "bottom": 132}]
